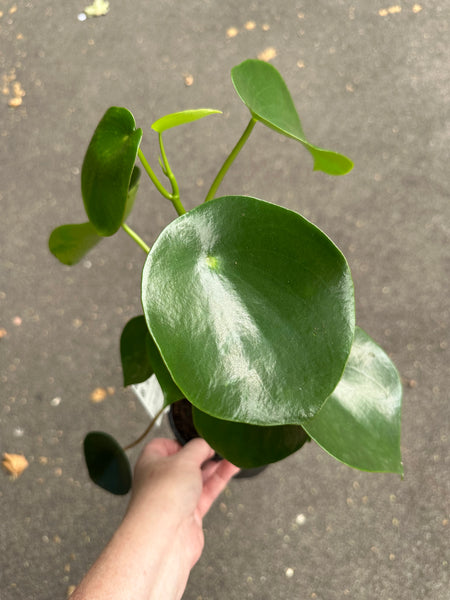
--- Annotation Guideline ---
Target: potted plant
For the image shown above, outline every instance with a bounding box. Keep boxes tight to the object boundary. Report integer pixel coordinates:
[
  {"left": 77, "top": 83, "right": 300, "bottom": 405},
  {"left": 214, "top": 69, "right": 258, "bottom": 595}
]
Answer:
[{"left": 49, "top": 59, "right": 403, "bottom": 495}]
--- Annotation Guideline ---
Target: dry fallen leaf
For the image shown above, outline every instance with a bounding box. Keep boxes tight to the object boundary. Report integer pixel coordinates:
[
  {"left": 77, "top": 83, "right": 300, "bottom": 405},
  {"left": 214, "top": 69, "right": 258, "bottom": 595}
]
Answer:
[
  {"left": 226, "top": 26, "right": 238, "bottom": 38},
  {"left": 257, "top": 47, "right": 277, "bottom": 62},
  {"left": 2, "top": 453, "right": 29, "bottom": 479},
  {"left": 84, "top": 0, "right": 109, "bottom": 17},
  {"left": 8, "top": 96, "right": 22, "bottom": 108},
  {"left": 184, "top": 74, "right": 194, "bottom": 87},
  {"left": 90, "top": 387, "right": 107, "bottom": 403},
  {"left": 379, "top": 5, "right": 402, "bottom": 16}
]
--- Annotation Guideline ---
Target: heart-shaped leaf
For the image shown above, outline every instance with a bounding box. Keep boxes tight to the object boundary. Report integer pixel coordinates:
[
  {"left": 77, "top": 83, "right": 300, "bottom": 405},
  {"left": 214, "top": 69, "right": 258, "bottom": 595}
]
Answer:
[
  {"left": 231, "top": 59, "right": 353, "bottom": 176},
  {"left": 121, "top": 316, "right": 184, "bottom": 405},
  {"left": 83, "top": 431, "right": 132, "bottom": 495},
  {"left": 192, "top": 407, "right": 310, "bottom": 469},
  {"left": 142, "top": 195, "right": 355, "bottom": 425},
  {"left": 82, "top": 107, "right": 143, "bottom": 236},
  {"left": 151, "top": 109, "right": 222, "bottom": 133},
  {"left": 49, "top": 166, "right": 141, "bottom": 265},
  {"left": 303, "top": 327, "right": 403, "bottom": 474},
  {"left": 49, "top": 222, "right": 102, "bottom": 265}
]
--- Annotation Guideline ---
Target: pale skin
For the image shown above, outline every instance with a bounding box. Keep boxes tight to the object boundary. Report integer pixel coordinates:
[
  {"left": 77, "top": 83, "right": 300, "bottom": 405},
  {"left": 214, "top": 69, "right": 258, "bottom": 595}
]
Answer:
[{"left": 71, "top": 437, "right": 240, "bottom": 600}]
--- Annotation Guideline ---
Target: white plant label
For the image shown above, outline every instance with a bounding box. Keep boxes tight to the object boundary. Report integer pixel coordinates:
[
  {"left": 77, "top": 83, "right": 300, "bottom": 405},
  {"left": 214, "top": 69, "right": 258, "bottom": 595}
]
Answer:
[{"left": 132, "top": 375, "right": 167, "bottom": 426}]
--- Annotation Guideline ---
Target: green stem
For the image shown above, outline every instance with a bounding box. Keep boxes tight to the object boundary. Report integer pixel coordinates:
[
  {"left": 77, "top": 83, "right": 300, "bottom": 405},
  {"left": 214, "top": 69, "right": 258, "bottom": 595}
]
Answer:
[
  {"left": 204, "top": 117, "right": 257, "bottom": 203},
  {"left": 121, "top": 223, "right": 150, "bottom": 254},
  {"left": 158, "top": 134, "right": 186, "bottom": 216},
  {"left": 138, "top": 148, "right": 172, "bottom": 201},
  {"left": 123, "top": 406, "right": 165, "bottom": 451}
]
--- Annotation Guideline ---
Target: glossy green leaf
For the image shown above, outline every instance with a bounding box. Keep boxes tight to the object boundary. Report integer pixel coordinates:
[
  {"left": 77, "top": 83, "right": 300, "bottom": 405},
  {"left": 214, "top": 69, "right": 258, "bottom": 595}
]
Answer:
[
  {"left": 303, "top": 327, "right": 403, "bottom": 474},
  {"left": 151, "top": 109, "right": 222, "bottom": 133},
  {"left": 142, "top": 195, "right": 355, "bottom": 425},
  {"left": 231, "top": 59, "right": 353, "bottom": 175},
  {"left": 193, "top": 407, "right": 310, "bottom": 469},
  {"left": 83, "top": 431, "right": 132, "bottom": 495},
  {"left": 121, "top": 316, "right": 184, "bottom": 404},
  {"left": 49, "top": 167, "right": 141, "bottom": 266},
  {"left": 82, "top": 107, "right": 143, "bottom": 236},
  {"left": 49, "top": 222, "right": 102, "bottom": 265},
  {"left": 120, "top": 316, "right": 154, "bottom": 386},
  {"left": 145, "top": 332, "right": 185, "bottom": 406},
  {"left": 123, "top": 166, "right": 141, "bottom": 221}
]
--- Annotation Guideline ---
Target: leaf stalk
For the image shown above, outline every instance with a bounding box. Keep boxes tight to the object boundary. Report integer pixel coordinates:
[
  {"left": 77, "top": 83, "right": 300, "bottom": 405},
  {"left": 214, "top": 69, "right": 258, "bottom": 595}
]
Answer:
[
  {"left": 123, "top": 405, "right": 166, "bottom": 451},
  {"left": 121, "top": 223, "right": 150, "bottom": 254},
  {"left": 204, "top": 117, "right": 257, "bottom": 202}
]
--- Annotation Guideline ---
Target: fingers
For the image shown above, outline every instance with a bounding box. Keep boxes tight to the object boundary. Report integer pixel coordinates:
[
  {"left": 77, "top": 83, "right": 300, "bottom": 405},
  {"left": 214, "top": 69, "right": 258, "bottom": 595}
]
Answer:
[
  {"left": 198, "top": 460, "right": 240, "bottom": 518},
  {"left": 141, "top": 437, "right": 181, "bottom": 460},
  {"left": 179, "top": 437, "right": 216, "bottom": 466},
  {"left": 201, "top": 459, "right": 221, "bottom": 482}
]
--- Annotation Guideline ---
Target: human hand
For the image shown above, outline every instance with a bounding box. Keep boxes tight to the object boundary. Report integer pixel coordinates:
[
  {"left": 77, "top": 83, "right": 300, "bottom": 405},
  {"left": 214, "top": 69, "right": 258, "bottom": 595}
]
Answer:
[
  {"left": 71, "top": 438, "right": 239, "bottom": 600},
  {"left": 126, "top": 437, "right": 240, "bottom": 568}
]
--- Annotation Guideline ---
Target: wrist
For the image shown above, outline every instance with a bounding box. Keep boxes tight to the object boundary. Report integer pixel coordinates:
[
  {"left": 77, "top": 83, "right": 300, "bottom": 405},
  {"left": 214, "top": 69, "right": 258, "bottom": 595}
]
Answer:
[{"left": 115, "top": 508, "right": 194, "bottom": 600}]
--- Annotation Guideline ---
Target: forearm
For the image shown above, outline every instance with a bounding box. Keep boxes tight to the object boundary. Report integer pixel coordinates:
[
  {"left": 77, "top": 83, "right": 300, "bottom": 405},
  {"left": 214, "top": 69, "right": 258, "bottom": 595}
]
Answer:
[{"left": 71, "top": 508, "right": 192, "bottom": 600}]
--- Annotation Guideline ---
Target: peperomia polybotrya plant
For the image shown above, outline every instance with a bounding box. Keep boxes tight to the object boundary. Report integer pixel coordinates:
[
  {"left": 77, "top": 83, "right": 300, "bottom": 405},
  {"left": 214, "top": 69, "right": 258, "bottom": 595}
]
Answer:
[{"left": 49, "top": 59, "right": 403, "bottom": 495}]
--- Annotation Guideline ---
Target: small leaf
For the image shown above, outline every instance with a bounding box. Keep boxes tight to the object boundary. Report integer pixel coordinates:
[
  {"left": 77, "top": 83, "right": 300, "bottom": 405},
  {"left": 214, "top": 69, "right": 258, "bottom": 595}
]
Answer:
[
  {"left": 49, "top": 222, "right": 102, "bottom": 265},
  {"left": 82, "top": 107, "right": 143, "bottom": 236},
  {"left": 145, "top": 332, "right": 184, "bottom": 406},
  {"left": 192, "top": 408, "right": 310, "bottom": 469},
  {"left": 142, "top": 195, "right": 355, "bottom": 425},
  {"left": 231, "top": 59, "right": 353, "bottom": 175},
  {"left": 120, "top": 316, "right": 154, "bottom": 387},
  {"left": 151, "top": 109, "right": 222, "bottom": 133},
  {"left": 84, "top": 431, "right": 132, "bottom": 495},
  {"left": 121, "top": 316, "right": 183, "bottom": 405},
  {"left": 49, "top": 168, "right": 140, "bottom": 265},
  {"left": 303, "top": 327, "right": 403, "bottom": 474},
  {"left": 123, "top": 166, "right": 141, "bottom": 221}
]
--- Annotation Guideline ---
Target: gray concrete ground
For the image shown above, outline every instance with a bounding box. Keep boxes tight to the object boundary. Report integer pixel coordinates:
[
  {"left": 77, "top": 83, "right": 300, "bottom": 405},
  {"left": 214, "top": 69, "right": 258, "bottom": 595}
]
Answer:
[{"left": 1, "top": 1, "right": 449, "bottom": 598}]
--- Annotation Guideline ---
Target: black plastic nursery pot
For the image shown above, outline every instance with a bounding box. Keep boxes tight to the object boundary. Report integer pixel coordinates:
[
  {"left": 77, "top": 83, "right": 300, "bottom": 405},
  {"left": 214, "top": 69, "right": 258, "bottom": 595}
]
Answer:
[{"left": 169, "top": 399, "right": 268, "bottom": 479}]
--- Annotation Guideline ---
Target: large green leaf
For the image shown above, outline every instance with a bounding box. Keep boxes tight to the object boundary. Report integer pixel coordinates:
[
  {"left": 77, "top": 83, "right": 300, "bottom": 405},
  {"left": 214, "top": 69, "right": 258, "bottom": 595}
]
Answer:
[
  {"left": 83, "top": 431, "right": 132, "bottom": 495},
  {"left": 193, "top": 407, "right": 310, "bottom": 468},
  {"left": 121, "top": 316, "right": 184, "bottom": 404},
  {"left": 142, "top": 195, "right": 355, "bottom": 425},
  {"left": 303, "top": 327, "right": 403, "bottom": 474},
  {"left": 82, "top": 107, "right": 143, "bottom": 236},
  {"left": 49, "top": 222, "right": 102, "bottom": 265},
  {"left": 231, "top": 59, "right": 353, "bottom": 176},
  {"left": 151, "top": 109, "right": 222, "bottom": 133}
]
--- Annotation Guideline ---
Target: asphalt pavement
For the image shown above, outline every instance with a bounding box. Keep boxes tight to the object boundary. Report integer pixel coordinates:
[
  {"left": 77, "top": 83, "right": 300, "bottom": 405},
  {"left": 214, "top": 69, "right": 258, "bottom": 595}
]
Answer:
[{"left": 1, "top": 1, "right": 448, "bottom": 598}]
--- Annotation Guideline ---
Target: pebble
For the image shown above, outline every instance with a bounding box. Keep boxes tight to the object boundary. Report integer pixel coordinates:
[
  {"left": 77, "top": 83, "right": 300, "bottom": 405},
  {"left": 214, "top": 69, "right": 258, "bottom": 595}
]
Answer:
[{"left": 285, "top": 567, "right": 294, "bottom": 578}]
